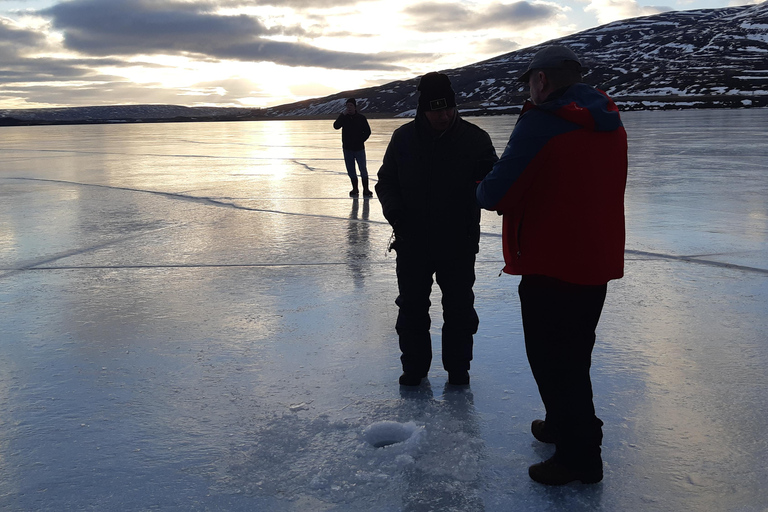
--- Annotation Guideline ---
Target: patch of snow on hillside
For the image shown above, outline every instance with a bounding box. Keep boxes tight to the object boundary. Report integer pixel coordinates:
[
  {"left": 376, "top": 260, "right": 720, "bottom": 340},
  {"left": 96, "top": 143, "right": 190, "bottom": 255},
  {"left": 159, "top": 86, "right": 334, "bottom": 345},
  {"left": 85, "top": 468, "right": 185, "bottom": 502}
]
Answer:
[
  {"left": 642, "top": 87, "right": 689, "bottom": 95},
  {"left": 664, "top": 42, "right": 696, "bottom": 52}
]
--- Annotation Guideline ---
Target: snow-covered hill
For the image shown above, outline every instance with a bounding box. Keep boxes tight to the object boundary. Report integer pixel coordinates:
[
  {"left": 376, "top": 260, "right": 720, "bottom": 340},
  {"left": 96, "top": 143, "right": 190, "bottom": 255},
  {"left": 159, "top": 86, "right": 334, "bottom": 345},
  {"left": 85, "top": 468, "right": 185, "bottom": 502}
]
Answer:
[{"left": 265, "top": 1, "right": 768, "bottom": 117}]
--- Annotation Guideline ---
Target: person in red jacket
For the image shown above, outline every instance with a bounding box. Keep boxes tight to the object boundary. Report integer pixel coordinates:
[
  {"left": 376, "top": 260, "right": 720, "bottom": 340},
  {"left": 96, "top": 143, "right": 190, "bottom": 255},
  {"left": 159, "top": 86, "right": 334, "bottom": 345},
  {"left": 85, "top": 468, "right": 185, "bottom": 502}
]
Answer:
[{"left": 476, "top": 46, "right": 628, "bottom": 485}]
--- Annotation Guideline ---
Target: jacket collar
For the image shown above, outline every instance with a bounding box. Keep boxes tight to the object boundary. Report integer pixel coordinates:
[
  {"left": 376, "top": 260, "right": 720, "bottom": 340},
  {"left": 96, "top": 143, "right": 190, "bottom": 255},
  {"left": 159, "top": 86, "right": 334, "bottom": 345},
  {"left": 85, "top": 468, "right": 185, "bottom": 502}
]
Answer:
[{"left": 415, "top": 110, "right": 460, "bottom": 141}]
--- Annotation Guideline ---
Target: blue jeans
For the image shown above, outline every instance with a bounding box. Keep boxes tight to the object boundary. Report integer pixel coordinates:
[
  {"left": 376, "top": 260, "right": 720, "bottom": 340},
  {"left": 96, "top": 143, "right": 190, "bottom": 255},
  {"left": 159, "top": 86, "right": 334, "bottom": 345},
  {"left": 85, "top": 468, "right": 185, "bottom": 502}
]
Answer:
[{"left": 343, "top": 149, "right": 368, "bottom": 188}]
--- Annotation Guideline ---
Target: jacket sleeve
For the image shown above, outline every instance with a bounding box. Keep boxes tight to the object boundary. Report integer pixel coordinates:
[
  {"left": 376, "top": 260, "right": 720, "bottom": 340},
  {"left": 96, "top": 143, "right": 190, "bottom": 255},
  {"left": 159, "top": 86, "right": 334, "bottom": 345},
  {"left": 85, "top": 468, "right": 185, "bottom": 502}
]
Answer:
[
  {"left": 333, "top": 114, "right": 345, "bottom": 130},
  {"left": 362, "top": 117, "right": 372, "bottom": 143},
  {"left": 476, "top": 113, "right": 547, "bottom": 211},
  {"left": 375, "top": 133, "right": 404, "bottom": 227},
  {"left": 474, "top": 130, "right": 499, "bottom": 182}
]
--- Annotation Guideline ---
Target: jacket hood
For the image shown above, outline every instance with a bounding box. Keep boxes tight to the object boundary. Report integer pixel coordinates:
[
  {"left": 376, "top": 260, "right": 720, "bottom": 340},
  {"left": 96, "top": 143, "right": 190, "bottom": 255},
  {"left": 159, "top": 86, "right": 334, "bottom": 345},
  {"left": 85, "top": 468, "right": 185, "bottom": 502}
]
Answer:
[{"left": 528, "top": 83, "right": 623, "bottom": 133}]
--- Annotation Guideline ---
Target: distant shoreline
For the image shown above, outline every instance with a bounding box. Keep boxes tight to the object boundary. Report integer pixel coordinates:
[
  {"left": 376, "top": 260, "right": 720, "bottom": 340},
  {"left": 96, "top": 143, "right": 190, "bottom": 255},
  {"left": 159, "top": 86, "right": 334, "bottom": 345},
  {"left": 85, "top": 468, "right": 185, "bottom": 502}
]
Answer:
[{"left": 1, "top": 95, "right": 765, "bottom": 127}]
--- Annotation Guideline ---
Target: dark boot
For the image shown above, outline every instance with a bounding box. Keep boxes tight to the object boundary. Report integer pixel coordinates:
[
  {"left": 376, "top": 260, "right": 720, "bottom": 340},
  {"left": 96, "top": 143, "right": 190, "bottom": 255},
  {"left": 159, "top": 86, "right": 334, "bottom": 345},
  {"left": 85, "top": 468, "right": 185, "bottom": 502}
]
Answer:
[
  {"left": 447, "top": 371, "right": 469, "bottom": 386},
  {"left": 531, "top": 419, "right": 557, "bottom": 444},
  {"left": 362, "top": 177, "right": 372, "bottom": 197},
  {"left": 349, "top": 176, "right": 359, "bottom": 197},
  {"left": 529, "top": 455, "right": 603, "bottom": 485},
  {"left": 399, "top": 372, "right": 426, "bottom": 386}
]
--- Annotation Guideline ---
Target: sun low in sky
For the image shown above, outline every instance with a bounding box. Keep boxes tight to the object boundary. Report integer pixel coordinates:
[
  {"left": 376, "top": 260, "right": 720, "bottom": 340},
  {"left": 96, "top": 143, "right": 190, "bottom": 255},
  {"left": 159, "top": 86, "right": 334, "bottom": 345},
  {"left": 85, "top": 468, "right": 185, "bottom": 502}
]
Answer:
[{"left": 0, "top": 0, "right": 761, "bottom": 109}]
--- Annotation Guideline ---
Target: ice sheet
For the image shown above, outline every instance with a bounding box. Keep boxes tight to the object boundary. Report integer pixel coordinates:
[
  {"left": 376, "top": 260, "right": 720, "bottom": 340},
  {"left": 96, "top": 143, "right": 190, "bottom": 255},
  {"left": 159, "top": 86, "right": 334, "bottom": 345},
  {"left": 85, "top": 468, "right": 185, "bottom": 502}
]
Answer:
[{"left": 1, "top": 109, "right": 767, "bottom": 511}]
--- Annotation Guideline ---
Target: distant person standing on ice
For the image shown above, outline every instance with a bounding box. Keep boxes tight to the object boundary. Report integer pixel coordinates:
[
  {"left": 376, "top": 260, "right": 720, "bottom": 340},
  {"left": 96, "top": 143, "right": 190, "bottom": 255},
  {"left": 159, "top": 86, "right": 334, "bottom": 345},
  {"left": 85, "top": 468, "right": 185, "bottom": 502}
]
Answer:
[
  {"left": 376, "top": 72, "right": 498, "bottom": 388},
  {"left": 334, "top": 98, "right": 372, "bottom": 197},
  {"left": 476, "top": 46, "right": 627, "bottom": 486}
]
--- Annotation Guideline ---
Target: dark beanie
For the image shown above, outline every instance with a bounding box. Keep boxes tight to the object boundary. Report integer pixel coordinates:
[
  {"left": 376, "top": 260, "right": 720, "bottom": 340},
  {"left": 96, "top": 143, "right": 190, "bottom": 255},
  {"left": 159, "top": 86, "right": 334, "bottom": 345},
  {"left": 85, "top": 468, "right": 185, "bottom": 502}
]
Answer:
[
  {"left": 346, "top": 98, "right": 356, "bottom": 106},
  {"left": 417, "top": 72, "right": 456, "bottom": 111}
]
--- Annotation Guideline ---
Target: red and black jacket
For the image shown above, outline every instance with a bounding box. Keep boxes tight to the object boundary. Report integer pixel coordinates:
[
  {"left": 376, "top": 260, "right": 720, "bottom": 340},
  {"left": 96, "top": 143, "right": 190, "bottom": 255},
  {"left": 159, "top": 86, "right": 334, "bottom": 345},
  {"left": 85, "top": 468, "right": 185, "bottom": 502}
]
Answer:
[{"left": 476, "top": 83, "right": 628, "bottom": 285}]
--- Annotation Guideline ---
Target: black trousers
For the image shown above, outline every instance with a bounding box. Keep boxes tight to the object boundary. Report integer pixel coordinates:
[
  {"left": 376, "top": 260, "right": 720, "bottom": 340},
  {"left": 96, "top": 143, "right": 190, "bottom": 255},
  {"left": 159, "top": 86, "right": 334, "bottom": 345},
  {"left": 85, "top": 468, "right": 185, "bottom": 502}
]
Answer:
[
  {"left": 395, "top": 253, "right": 479, "bottom": 376},
  {"left": 518, "top": 274, "right": 607, "bottom": 470}
]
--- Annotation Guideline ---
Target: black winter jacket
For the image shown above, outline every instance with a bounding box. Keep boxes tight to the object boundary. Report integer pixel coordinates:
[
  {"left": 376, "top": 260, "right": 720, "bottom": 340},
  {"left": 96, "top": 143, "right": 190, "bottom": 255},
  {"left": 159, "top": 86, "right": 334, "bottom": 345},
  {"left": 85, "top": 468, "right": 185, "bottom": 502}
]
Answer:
[
  {"left": 376, "top": 113, "right": 498, "bottom": 258},
  {"left": 333, "top": 113, "right": 371, "bottom": 151}
]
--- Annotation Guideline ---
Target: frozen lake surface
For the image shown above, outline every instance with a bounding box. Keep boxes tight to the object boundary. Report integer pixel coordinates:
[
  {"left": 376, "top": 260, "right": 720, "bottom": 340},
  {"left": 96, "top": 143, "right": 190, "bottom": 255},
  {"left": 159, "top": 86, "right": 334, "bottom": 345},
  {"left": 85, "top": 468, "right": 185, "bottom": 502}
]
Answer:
[{"left": 1, "top": 109, "right": 767, "bottom": 511}]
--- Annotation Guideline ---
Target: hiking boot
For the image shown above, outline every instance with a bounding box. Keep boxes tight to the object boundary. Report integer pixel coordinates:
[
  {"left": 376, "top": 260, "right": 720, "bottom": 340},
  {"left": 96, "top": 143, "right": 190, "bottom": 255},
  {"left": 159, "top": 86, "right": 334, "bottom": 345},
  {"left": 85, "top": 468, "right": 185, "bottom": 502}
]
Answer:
[
  {"left": 399, "top": 372, "right": 425, "bottom": 386},
  {"left": 528, "top": 456, "right": 603, "bottom": 485},
  {"left": 531, "top": 419, "right": 556, "bottom": 444},
  {"left": 448, "top": 371, "right": 470, "bottom": 386}
]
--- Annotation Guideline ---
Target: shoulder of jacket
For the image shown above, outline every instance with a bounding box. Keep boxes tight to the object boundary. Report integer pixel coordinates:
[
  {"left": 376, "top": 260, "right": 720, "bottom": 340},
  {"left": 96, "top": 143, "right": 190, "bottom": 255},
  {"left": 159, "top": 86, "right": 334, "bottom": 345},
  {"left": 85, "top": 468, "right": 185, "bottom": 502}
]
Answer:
[
  {"left": 515, "top": 107, "right": 552, "bottom": 129},
  {"left": 392, "top": 120, "right": 416, "bottom": 136},
  {"left": 456, "top": 117, "right": 491, "bottom": 139}
]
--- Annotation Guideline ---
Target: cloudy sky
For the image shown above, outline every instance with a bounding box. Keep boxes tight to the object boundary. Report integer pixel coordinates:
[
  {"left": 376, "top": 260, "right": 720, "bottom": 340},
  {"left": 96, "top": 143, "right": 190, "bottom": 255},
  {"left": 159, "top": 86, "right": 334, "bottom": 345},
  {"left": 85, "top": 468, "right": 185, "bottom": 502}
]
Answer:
[{"left": 0, "top": 0, "right": 761, "bottom": 109}]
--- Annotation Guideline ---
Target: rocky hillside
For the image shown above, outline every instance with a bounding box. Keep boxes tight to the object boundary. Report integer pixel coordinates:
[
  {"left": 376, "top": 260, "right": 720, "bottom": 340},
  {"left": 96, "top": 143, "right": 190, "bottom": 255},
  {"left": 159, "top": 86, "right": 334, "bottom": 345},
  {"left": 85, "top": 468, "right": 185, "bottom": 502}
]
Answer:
[{"left": 265, "top": 0, "right": 768, "bottom": 117}]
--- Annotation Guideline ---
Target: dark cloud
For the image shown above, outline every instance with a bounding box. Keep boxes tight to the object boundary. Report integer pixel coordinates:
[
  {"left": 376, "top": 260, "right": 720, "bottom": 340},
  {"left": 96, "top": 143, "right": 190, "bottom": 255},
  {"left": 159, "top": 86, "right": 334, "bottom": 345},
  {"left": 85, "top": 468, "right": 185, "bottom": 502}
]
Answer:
[
  {"left": 0, "top": 16, "right": 182, "bottom": 82},
  {"left": 475, "top": 38, "right": 521, "bottom": 56},
  {"left": 485, "top": 1, "right": 559, "bottom": 27},
  {"left": 37, "top": 0, "right": 416, "bottom": 71},
  {"left": 0, "top": 18, "right": 88, "bottom": 81},
  {"left": 0, "top": 16, "right": 46, "bottom": 50},
  {"left": 405, "top": 0, "right": 559, "bottom": 32},
  {"left": 208, "top": 40, "right": 412, "bottom": 70},
  {"left": 41, "top": 0, "right": 275, "bottom": 55},
  {"left": 0, "top": 15, "right": 205, "bottom": 108},
  {"left": 404, "top": 2, "right": 471, "bottom": 32}
]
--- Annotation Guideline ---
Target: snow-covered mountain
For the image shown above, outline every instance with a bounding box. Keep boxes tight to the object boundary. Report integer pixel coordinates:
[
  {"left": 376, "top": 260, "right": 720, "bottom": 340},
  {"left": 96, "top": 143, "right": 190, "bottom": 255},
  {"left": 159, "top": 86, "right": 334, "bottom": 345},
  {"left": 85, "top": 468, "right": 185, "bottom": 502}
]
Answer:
[
  {"left": 1, "top": 1, "right": 765, "bottom": 125},
  {"left": 265, "top": 1, "right": 768, "bottom": 117}
]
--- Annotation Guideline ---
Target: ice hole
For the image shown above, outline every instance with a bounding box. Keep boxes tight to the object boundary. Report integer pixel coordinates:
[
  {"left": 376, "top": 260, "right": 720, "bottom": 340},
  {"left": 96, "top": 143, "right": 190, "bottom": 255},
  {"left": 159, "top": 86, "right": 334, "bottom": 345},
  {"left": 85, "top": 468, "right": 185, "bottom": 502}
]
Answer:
[{"left": 363, "top": 421, "right": 423, "bottom": 449}]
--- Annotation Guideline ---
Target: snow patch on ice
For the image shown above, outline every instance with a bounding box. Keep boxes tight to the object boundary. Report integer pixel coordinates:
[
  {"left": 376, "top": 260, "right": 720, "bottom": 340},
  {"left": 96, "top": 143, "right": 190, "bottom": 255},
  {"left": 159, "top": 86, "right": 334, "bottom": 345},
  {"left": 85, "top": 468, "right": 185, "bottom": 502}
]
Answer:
[
  {"left": 362, "top": 420, "right": 425, "bottom": 450},
  {"left": 219, "top": 390, "right": 485, "bottom": 507}
]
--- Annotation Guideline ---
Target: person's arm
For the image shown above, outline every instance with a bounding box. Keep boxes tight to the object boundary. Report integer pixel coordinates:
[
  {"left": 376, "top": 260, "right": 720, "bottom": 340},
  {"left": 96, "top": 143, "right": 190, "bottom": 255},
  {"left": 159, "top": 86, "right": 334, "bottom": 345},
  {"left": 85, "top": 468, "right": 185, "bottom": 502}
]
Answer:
[
  {"left": 476, "top": 115, "right": 544, "bottom": 211},
  {"left": 473, "top": 130, "right": 498, "bottom": 183},
  {"left": 333, "top": 113, "right": 345, "bottom": 130},
  {"left": 375, "top": 135, "right": 404, "bottom": 228},
  {"left": 362, "top": 117, "right": 371, "bottom": 143}
]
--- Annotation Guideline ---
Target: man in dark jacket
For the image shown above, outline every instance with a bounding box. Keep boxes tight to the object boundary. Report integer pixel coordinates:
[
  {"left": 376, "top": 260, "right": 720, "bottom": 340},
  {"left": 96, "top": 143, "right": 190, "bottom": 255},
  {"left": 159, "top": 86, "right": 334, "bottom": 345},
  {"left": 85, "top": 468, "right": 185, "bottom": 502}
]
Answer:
[
  {"left": 476, "top": 46, "right": 628, "bottom": 485},
  {"left": 376, "top": 72, "right": 498, "bottom": 387},
  {"left": 334, "top": 98, "right": 372, "bottom": 197}
]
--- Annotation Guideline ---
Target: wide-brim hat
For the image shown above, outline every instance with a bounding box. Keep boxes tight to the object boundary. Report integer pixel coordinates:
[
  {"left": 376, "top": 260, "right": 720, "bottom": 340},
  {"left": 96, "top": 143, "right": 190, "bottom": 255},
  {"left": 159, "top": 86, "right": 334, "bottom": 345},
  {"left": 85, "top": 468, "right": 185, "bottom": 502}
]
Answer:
[{"left": 518, "top": 45, "right": 588, "bottom": 82}]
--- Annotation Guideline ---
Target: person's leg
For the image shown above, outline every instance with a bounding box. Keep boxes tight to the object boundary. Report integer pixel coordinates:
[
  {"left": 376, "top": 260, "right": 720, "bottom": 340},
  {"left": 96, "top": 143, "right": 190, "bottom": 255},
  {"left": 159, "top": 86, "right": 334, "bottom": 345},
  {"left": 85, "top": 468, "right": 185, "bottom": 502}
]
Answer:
[
  {"left": 554, "top": 282, "right": 605, "bottom": 470},
  {"left": 343, "top": 149, "right": 359, "bottom": 195},
  {"left": 435, "top": 256, "right": 478, "bottom": 380},
  {"left": 355, "top": 150, "right": 372, "bottom": 196},
  {"left": 519, "top": 275, "right": 606, "bottom": 476},
  {"left": 395, "top": 253, "right": 435, "bottom": 379}
]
